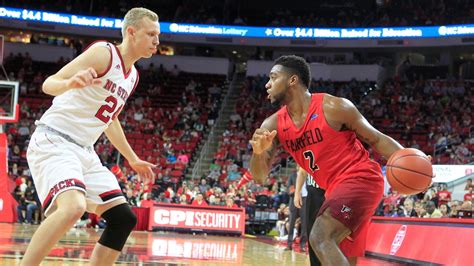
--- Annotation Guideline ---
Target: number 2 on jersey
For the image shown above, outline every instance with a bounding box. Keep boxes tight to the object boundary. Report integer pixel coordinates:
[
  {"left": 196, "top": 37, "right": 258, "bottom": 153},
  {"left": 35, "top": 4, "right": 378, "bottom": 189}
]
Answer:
[
  {"left": 95, "top": 95, "right": 123, "bottom": 124},
  {"left": 303, "top": 150, "right": 319, "bottom": 172}
]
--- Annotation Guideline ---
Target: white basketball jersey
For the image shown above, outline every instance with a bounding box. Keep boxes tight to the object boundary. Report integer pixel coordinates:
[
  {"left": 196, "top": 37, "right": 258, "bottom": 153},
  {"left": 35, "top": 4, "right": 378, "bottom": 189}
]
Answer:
[{"left": 39, "top": 41, "right": 139, "bottom": 146}]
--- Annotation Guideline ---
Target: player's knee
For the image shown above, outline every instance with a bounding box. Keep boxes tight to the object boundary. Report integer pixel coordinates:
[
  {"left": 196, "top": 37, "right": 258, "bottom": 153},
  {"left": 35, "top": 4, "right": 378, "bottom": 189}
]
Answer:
[
  {"left": 58, "top": 202, "right": 87, "bottom": 223},
  {"left": 309, "top": 221, "right": 323, "bottom": 254},
  {"left": 104, "top": 203, "right": 137, "bottom": 230},
  {"left": 117, "top": 206, "right": 137, "bottom": 230},
  {"left": 98, "top": 203, "right": 136, "bottom": 251},
  {"left": 311, "top": 216, "right": 328, "bottom": 239},
  {"left": 309, "top": 213, "right": 333, "bottom": 255},
  {"left": 55, "top": 190, "right": 87, "bottom": 222},
  {"left": 308, "top": 232, "right": 319, "bottom": 255}
]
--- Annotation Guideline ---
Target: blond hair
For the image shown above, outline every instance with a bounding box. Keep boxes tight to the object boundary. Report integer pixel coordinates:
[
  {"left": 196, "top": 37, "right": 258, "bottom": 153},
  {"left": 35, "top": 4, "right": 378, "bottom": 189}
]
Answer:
[{"left": 122, "top": 7, "right": 159, "bottom": 37}]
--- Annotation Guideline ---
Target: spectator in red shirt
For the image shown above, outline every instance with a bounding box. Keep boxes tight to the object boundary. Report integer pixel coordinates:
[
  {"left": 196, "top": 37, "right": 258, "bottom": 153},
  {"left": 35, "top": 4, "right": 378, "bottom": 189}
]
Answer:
[
  {"left": 164, "top": 186, "right": 175, "bottom": 201},
  {"left": 140, "top": 193, "right": 154, "bottom": 208},
  {"left": 191, "top": 193, "right": 208, "bottom": 206},
  {"left": 437, "top": 184, "right": 451, "bottom": 206},
  {"left": 177, "top": 181, "right": 187, "bottom": 195},
  {"left": 464, "top": 187, "right": 473, "bottom": 202},
  {"left": 206, "top": 188, "right": 215, "bottom": 199},
  {"left": 465, "top": 178, "right": 474, "bottom": 191},
  {"left": 244, "top": 189, "right": 257, "bottom": 205},
  {"left": 225, "top": 196, "right": 238, "bottom": 208}
]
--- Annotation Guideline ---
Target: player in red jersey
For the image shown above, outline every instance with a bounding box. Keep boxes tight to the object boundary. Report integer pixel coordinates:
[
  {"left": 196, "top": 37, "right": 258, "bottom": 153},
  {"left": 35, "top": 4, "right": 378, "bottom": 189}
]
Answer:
[{"left": 249, "top": 55, "right": 404, "bottom": 265}]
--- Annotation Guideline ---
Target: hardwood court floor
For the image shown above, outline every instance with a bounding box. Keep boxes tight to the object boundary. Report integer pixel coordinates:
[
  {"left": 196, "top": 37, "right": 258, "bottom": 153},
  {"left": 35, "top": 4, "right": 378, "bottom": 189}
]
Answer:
[{"left": 0, "top": 223, "right": 403, "bottom": 265}]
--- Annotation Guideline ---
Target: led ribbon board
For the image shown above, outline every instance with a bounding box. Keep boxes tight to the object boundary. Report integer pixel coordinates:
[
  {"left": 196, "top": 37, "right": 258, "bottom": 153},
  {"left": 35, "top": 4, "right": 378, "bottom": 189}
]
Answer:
[{"left": 1, "top": 6, "right": 474, "bottom": 39}]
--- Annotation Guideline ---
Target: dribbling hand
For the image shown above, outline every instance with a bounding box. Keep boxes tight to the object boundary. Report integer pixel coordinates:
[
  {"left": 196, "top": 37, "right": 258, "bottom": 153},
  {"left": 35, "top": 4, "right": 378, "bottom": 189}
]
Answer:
[
  {"left": 66, "top": 67, "right": 102, "bottom": 88},
  {"left": 249, "top": 128, "right": 277, "bottom": 155}
]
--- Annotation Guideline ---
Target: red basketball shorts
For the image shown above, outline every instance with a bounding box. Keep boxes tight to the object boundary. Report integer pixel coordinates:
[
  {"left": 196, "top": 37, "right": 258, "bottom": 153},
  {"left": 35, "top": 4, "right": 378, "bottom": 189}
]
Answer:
[{"left": 318, "top": 176, "right": 384, "bottom": 257}]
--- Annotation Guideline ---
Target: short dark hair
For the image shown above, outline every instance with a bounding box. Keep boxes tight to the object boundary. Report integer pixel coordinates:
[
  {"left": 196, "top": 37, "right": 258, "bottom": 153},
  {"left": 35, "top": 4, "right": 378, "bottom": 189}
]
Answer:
[{"left": 274, "top": 55, "right": 311, "bottom": 88}]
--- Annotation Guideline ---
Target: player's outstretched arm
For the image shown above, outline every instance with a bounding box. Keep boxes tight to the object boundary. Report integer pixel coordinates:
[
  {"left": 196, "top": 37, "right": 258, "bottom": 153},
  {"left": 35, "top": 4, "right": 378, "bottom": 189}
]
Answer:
[
  {"left": 249, "top": 113, "right": 278, "bottom": 184},
  {"left": 324, "top": 95, "right": 403, "bottom": 160},
  {"left": 105, "top": 118, "right": 156, "bottom": 180},
  {"left": 42, "top": 45, "right": 110, "bottom": 96}
]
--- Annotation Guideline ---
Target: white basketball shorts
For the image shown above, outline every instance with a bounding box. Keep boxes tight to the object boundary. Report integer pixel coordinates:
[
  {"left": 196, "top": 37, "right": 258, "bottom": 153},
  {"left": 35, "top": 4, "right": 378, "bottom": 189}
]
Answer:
[{"left": 26, "top": 128, "right": 124, "bottom": 216}]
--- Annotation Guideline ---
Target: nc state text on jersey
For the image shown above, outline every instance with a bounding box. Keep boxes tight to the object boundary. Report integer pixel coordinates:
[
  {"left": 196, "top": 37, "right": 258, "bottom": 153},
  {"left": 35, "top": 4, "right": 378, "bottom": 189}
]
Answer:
[
  {"left": 102, "top": 79, "right": 129, "bottom": 101},
  {"left": 284, "top": 128, "right": 323, "bottom": 152}
]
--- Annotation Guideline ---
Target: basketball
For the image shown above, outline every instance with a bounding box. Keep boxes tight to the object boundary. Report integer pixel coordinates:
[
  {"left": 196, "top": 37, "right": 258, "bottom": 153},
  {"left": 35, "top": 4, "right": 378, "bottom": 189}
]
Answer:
[{"left": 386, "top": 148, "right": 433, "bottom": 195}]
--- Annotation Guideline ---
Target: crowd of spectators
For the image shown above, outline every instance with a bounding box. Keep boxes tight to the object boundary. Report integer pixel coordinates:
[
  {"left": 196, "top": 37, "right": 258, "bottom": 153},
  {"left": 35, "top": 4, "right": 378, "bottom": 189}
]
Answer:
[
  {"left": 377, "top": 179, "right": 473, "bottom": 219},
  {"left": 5, "top": 0, "right": 473, "bottom": 28},
  {"left": 5, "top": 52, "right": 473, "bottom": 233}
]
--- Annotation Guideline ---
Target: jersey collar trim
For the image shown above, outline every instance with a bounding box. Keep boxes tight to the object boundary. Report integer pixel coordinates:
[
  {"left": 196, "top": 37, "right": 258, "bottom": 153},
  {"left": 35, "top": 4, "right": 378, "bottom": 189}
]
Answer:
[{"left": 113, "top": 44, "right": 133, "bottom": 79}]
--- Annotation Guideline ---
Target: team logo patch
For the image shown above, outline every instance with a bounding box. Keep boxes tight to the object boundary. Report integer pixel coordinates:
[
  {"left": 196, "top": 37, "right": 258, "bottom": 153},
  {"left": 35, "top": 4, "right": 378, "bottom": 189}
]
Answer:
[
  {"left": 115, "top": 64, "right": 121, "bottom": 70},
  {"left": 390, "top": 225, "right": 407, "bottom": 255},
  {"left": 310, "top": 114, "right": 318, "bottom": 120},
  {"left": 340, "top": 204, "right": 352, "bottom": 220}
]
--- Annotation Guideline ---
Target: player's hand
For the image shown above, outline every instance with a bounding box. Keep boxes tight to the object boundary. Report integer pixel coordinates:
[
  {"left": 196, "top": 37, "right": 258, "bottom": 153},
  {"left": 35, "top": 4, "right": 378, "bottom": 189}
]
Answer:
[
  {"left": 426, "top": 155, "right": 436, "bottom": 179},
  {"left": 249, "top": 129, "right": 277, "bottom": 155},
  {"left": 294, "top": 192, "right": 302, "bottom": 209},
  {"left": 66, "top": 67, "right": 102, "bottom": 88},
  {"left": 129, "top": 159, "right": 156, "bottom": 181}
]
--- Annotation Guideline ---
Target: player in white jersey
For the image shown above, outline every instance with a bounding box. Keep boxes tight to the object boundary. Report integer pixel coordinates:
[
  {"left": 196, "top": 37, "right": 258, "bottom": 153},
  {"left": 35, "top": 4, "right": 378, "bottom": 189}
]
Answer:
[{"left": 22, "top": 8, "right": 160, "bottom": 265}]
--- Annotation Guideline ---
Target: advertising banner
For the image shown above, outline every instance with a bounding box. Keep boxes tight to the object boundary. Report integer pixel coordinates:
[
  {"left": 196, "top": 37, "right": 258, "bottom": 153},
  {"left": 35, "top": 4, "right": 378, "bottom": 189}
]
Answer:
[
  {"left": 366, "top": 217, "right": 474, "bottom": 265},
  {"left": 148, "top": 203, "right": 245, "bottom": 235},
  {"left": 432, "top": 165, "right": 474, "bottom": 183}
]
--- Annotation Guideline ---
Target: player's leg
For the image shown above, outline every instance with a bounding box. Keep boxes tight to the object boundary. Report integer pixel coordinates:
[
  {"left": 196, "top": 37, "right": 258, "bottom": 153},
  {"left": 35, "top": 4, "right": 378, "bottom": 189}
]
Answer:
[
  {"left": 299, "top": 196, "right": 308, "bottom": 251},
  {"left": 286, "top": 196, "right": 299, "bottom": 250},
  {"left": 310, "top": 207, "right": 351, "bottom": 266},
  {"left": 349, "top": 257, "right": 358, "bottom": 266},
  {"left": 310, "top": 177, "right": 383, "bottom": 266},
  {"left": 306, "top": 186, "right": 325, "bottom": 266},
  {"left": 26, "top": 203, "right": 38, "bottom": 224},
  {"left": 89, "top": 198, "right": 135, "bottom": 265},
  {"left": 20, "top": 190, "right": 87, "bottom": 265},
  {"left": 85, "top": 164, "right": 136, "bottom": 265},
  {"left": 16, "top": 204, "right": 26, "bottom": 223},
  {"left": 22, "top": 131, "right": 88, "bottom": 265},
  {"left": 340, "top": 220, "right": 370, "bottom": 266}
]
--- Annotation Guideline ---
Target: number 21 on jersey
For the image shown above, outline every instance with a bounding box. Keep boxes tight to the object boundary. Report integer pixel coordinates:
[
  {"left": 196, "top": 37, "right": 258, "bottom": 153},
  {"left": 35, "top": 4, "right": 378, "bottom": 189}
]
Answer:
[{"left": 303, "top": 150, "right": 319, "bottom": 172}]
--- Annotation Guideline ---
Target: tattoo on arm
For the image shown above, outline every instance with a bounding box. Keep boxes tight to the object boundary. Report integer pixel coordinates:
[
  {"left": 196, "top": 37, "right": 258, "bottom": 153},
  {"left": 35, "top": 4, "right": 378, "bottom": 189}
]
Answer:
[
  {"left": 346, "top": 123, "right": 380, "bottom": 146},
  {"left": 355, "top": 132, "right": 379, "bottom": 146}
]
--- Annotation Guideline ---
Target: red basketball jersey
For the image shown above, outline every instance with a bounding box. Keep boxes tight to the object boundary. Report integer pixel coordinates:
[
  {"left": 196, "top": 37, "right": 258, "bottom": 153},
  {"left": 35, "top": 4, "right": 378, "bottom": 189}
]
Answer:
[{"left": 276, "top": 93, "right": 383, "bottom": 195}]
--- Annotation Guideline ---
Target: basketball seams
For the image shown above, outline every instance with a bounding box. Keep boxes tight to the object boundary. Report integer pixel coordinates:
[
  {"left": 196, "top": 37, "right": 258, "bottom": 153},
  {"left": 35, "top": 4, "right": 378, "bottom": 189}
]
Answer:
[
  {"left": 388, "top": 153, "right": 432, "bottom": 177},
  {"left": 388, "top": 166, "right": 431, "bottom": 191},
  {"left": 386, "top": 150, "right": 433, "bottom": 194},
  {"left": 388, "top": 165, "right": 419, "bottom": 191},
  {"left": 391, "top": 153, "right": 431, "bottom": 164},
  {"left": 386, "top": 164, "right": 433, "bottom": 178}
]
